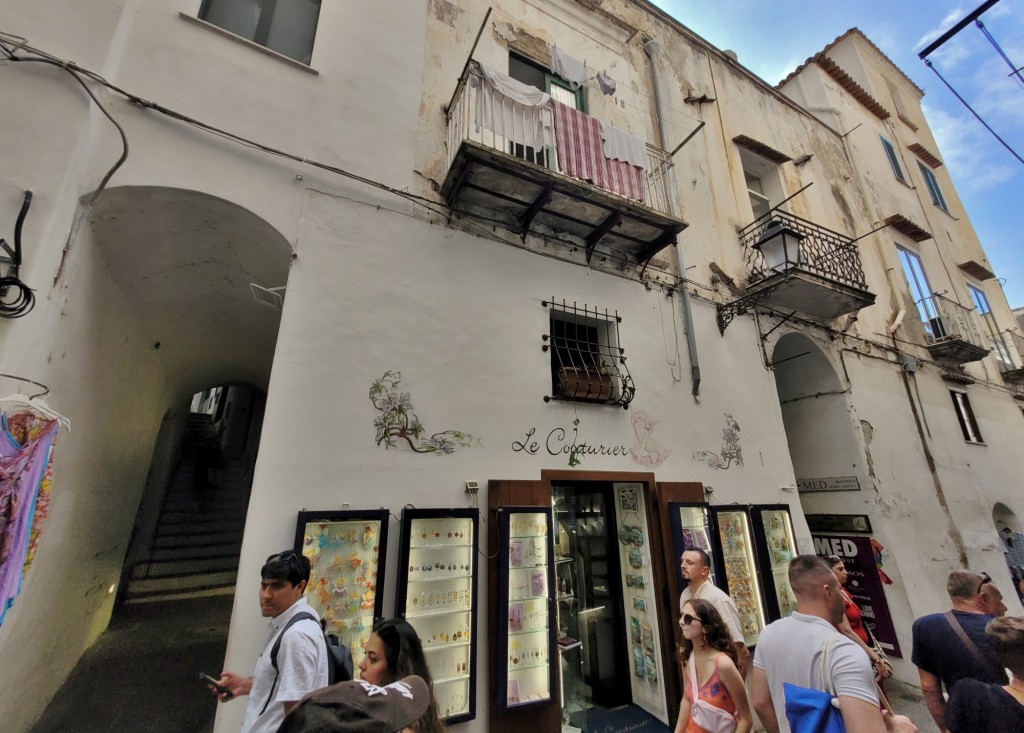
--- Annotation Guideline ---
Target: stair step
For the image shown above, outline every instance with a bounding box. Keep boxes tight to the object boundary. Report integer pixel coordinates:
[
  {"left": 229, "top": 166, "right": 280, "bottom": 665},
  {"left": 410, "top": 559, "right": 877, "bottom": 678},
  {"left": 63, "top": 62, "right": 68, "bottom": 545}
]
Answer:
[
  {"left": 154, "top": 531, "right": 244, "bottom": 549},
  {"left": 125, "top": 570, "right": 238, "bottom": 594},
  {"left": 157, "top": 517, "right": 246, "bottom": 534},
  {"left": 150, "top": 543, "right": 242, "bottom": 562},
  {"left": 122, "top": 584, "right": 236, "bottom": 604},
  {"left": 133, "top": 557, "right": 240, "bottom": 579}
]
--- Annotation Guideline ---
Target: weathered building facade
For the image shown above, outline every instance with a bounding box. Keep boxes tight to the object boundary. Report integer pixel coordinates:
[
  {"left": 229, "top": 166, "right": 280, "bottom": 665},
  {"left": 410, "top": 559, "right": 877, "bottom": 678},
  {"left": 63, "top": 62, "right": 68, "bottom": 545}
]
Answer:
[{"left": 1, "top": 1, "right": 1022, "bottom": 732}]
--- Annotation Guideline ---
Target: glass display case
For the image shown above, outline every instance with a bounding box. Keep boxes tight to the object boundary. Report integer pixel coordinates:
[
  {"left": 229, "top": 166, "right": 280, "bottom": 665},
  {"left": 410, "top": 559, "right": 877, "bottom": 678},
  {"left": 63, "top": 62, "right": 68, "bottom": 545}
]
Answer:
[
  {"left": 294, "top": 510, "right": 390, "bottom": 670},
  {"left": 750, "top": 505, "right": 797, "bottom": 620},
  {"left": 667, "top": 502, "right": 718, "bottom": 590},
  {"left": 711, "top": 507, "right": 766, "bottom": 646},
  {"left": 395, "top": 508, "right": 479, "bottom": 725},
  {"left": 495, "top": 506, "right": 556, "bottom": 715}
]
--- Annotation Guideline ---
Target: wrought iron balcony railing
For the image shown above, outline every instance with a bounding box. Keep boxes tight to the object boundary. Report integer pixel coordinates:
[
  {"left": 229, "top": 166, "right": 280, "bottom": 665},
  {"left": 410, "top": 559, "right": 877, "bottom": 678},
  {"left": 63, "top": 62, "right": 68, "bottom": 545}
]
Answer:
[
  {"left": 920, "top": 293, "right": 988, "bottom": 352},
  {"left": 739, "top": 210, "right": 868, "bottom": 290}
]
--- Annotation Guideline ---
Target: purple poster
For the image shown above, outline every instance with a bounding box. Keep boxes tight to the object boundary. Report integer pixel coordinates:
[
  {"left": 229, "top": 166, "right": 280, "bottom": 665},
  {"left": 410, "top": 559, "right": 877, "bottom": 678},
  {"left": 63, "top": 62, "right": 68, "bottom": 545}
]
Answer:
[{"left": 812, "top": 534, "right": 902, "bottom": 658}]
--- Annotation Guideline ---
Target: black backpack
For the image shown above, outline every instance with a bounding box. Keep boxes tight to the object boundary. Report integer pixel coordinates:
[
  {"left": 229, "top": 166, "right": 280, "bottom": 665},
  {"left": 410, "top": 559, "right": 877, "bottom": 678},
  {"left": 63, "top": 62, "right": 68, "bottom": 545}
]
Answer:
[{"left": 259, "top": 612, "right": 354, "bottom": 714}]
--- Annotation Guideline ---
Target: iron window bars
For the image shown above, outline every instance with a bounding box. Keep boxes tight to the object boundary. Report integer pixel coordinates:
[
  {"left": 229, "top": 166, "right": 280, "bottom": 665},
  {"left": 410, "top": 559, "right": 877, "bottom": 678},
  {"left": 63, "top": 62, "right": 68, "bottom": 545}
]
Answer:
[{"left": 542, "top": 299, "right": 634, "bottom": 408}]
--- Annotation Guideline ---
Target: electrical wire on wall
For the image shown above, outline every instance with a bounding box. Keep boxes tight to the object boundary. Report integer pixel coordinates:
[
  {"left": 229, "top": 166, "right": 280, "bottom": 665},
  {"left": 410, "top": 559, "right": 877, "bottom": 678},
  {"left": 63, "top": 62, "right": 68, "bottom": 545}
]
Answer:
[
  {"left": 0, "top": 32, "right": 691, "bottom": 288},
  {"left": 0, "top": 191, "right": 36, "bottom": 319}
]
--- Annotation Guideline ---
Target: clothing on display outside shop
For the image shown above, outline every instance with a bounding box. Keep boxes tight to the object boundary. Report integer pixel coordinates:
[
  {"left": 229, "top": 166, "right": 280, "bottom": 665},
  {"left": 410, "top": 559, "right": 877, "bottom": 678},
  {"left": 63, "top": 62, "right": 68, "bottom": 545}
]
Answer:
[{"left": 0, "top": 411, "right": 59, "bottom": 625}]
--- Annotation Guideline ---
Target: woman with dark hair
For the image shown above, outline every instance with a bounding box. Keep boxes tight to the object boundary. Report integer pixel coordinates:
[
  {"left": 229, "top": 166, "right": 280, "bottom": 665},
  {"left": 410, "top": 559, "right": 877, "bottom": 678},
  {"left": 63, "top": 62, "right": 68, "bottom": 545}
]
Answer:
[
  {"left": 359, "top": 618, "right": 445, "bottom": 733},
  {"left": 824, "top": 555, "right": 891, "bottom": 684},
  {"left": 674, "top": 598, "right": 751, "bottom": 733},
  {"left": 945, "top": 615, "right": 1024, "bottom": 731}
]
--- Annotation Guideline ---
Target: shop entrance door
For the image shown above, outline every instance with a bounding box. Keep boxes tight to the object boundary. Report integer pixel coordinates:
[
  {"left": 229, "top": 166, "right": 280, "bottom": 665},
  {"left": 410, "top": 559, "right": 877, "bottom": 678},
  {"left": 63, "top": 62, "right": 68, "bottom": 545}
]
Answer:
[{"left": 552, "top": 482, "right": 630, "bottom": 720}]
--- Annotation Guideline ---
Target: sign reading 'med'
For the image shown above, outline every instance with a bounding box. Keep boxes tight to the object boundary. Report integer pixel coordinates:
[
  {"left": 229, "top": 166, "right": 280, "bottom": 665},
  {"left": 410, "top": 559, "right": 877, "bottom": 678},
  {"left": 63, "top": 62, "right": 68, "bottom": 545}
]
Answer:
[{"left": 796, "top": 476, "right": 860, "bottom": 493}]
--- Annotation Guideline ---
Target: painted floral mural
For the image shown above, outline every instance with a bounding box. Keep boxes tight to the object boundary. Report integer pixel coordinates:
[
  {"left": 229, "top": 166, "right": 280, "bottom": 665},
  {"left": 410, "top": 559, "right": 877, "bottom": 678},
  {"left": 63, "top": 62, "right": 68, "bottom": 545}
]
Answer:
[
  {"left": 692, "top": 413, "right": 743, "bottom": 470},
  {"left": 369, "top": 371, "right": 481, "bottom": 455}
]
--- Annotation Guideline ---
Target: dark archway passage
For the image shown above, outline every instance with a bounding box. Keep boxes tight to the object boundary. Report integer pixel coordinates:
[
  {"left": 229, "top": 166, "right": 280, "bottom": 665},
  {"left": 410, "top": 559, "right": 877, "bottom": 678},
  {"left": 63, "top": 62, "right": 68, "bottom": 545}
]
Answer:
[{"left": 28, "top": 187, "right": 291, "bottom": 732}]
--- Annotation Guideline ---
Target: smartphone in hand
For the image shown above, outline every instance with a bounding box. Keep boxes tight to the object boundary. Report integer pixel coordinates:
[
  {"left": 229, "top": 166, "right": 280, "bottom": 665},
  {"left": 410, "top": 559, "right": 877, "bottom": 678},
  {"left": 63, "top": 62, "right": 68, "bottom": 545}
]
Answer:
[{"left": 199, "top": 672, "right": 234, "bottom": 698}]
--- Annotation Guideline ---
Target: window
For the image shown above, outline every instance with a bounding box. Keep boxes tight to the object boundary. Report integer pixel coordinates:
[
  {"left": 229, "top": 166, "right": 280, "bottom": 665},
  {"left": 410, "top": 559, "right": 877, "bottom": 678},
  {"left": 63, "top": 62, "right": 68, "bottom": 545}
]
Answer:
[
  {"left": 968, "top": 284, "right": 1015, "bottom": 369},
  {"left": 738, "top": 147, "right": 783, "bottom": 222},
  {"left": 509, "top": 54, "right": 586, "bottom": 111},
  {"left": 950, "top": 390, "right": 983, "bottom": 443},
  {"left": 544, "top": 300, "right": 633, "bottom": 406},
  {"left": 880, "top": 136, "right": 906, "bottom": 183},
  {"left": 918, "top": 162, "right": 949, "bottom": 212},
  {"left": 199, "top": 0, "right": 321, "bottom": 64},
  {"left": 896, "top": 247, "right": 940, "bottom": 337}
]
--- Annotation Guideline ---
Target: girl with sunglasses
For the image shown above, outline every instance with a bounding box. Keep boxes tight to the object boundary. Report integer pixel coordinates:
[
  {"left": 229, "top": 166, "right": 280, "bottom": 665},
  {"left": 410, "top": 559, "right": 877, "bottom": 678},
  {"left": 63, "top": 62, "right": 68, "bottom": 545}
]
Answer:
[{"left": 675, "top": 599, "right": 752, "bottom": 733}]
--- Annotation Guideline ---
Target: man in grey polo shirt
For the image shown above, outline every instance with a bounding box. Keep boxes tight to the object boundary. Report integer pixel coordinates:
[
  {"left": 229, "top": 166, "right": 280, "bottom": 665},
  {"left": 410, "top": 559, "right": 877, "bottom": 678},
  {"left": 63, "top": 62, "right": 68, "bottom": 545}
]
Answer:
[
  {"left": 750, "top": 555, "right": 917, "bottom": 733},
  {"left": 679, "top": 547, "right": 750, "bottom": 677}
]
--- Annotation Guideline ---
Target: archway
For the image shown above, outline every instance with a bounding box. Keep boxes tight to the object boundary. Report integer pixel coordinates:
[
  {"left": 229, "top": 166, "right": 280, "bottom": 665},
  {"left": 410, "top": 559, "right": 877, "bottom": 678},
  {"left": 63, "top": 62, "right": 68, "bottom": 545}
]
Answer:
[
  {"left": 26, "top": 186, "right": 291, "bottom": 732},
  {"left": 993, "top": 503, "right": 1024, "bottom": 603}
]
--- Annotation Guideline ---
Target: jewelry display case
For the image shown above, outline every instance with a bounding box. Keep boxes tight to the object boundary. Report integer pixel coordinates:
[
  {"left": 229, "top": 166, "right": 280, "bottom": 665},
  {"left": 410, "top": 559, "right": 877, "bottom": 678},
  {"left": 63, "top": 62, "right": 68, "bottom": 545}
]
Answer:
[
  {"left": 294, "top": 509, "right": 390, "bottom": 670},
  {"left": 495, "top": 506, "right": 557, "bottom": 715},
  {"left": 396, "top": 508, "right": 480, "bottom": 725}
]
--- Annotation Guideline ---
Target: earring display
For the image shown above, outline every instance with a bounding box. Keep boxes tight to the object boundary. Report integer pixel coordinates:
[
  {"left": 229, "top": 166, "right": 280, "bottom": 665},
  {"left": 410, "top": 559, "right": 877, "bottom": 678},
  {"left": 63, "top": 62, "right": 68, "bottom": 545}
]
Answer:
[
  {"left": 396, "top": 508, "right": 479, "bottom": 725},
  {"left": 496, "top": 507, "right": 555, "bottom": 714},
  {"left": 294, "top": 510, "right": 390, "bottom": 671}
]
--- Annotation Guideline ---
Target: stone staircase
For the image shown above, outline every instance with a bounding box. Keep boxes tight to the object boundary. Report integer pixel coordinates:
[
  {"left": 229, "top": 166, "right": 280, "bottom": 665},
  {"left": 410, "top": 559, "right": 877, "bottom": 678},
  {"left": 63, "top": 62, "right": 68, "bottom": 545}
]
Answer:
[{"left": 122, "top": 414, "right": 253, "bottom": 604}]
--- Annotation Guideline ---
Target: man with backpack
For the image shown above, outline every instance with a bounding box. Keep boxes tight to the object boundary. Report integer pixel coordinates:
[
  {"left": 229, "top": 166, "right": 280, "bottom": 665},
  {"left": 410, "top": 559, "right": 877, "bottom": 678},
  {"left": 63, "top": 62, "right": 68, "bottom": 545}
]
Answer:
[
  {"left": 750, "top": 555, "right": 917, "bottom": 733},
  {"left": 212, "top": 550, "right": 330, "bottom": 733}
]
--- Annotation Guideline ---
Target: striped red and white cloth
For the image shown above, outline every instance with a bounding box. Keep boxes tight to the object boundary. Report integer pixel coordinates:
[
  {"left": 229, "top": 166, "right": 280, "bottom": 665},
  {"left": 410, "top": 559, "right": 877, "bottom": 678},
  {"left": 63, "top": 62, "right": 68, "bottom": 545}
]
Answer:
[{"left": 551, "top": 100, "right": 646, "bottom": 203}]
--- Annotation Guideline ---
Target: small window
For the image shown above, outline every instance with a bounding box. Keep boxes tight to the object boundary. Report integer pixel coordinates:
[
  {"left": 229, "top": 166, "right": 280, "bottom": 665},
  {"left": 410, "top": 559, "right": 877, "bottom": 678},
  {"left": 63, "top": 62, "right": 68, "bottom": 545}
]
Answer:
[
  {"left": 544, "top": 300, "right": 633, "bottom": 407},
  {"left": 881, "top": 136, "right": 906, "bottom": 183},
  {"left": 918, "top": 162, "right": 949, "bottom": 212},
  {"left": 950, "top": 390, "right": 983, "bottom": 443},
  {"left": 199, "top": 0, "right": 321, "bottom": 64}
]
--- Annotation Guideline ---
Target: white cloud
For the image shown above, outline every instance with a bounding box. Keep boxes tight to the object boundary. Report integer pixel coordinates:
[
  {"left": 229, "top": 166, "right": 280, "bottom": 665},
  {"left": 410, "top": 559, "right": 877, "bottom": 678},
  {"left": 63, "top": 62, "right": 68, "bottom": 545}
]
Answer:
[{"left": 915, "top": 5, "right": 969, "bottom": 51}]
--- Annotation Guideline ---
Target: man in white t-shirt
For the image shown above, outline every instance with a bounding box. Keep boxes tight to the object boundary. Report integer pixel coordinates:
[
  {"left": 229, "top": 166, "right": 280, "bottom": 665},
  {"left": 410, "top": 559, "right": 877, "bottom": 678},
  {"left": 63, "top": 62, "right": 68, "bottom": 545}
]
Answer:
[
  {"left": 750, "top": 555, "right": 917, "bottom": 733},
  {"left": 679, "top": 547, "right": 750, "bottom": 677},
  {"left": 213, "top": 551, "right": 330, "bottom": 733}
]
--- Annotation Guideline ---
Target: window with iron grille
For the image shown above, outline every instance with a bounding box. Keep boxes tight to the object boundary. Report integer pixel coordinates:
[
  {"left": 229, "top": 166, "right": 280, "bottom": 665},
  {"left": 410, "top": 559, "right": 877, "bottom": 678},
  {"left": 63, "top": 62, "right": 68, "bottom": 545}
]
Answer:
[
  {"left": 543, "top": 300, "right": 634, "bottom": 407},
  {"left": 950, "top": 389, "right": 984, "bottom": 443}
]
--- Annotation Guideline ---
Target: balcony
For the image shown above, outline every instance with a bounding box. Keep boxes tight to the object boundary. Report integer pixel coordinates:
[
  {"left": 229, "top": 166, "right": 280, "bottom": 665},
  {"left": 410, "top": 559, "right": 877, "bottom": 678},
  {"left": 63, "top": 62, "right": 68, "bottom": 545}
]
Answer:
[
  {"left": 920, "top": 294, "right": 989, "bottom": 365},
  {"left": 441, "top": 62, "right": 687, "bottom": 267},
  {"left": 999, "top": 330, "right": 1024, "bottom": 384},
  {"left": 731, "top": 211, "right": 875, "bottom": 322}
]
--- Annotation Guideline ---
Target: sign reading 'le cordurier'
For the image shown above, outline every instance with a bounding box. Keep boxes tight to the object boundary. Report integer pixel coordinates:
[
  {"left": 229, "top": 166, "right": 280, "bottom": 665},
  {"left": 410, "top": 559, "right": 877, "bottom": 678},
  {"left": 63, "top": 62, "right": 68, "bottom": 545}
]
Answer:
[{"left": 796, "top": 476, "right": 861, "bottom": 493}]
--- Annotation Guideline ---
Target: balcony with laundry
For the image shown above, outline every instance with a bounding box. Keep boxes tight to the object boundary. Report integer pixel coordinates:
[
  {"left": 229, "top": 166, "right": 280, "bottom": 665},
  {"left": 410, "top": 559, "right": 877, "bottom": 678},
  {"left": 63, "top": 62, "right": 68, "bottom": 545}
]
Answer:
[
  {"left": 441, "top": 59, "right": 687, "bottom": 268},
  {"left": 717, "top": 210, "right": 876, "bottom": 332},
  {"left": 919, "top": 293, "right": 989, "bottom": 365}
]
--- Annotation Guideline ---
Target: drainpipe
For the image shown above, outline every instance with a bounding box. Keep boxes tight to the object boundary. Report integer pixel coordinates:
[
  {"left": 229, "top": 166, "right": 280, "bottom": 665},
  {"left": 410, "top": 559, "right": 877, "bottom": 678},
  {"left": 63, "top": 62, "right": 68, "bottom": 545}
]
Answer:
[{"left": 644, "top": 38, "right": 701, "bottom": 397}]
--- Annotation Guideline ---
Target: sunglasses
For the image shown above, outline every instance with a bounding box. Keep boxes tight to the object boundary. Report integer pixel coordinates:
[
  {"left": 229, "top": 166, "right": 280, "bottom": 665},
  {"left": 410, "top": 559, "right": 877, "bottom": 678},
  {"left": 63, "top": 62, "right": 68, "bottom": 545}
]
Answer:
[
  {"left": 681, "top": 613, "right": 700, "bottom": 626},
  {"left": 977, "top": 571, "right": 991, "bottom": 595}
]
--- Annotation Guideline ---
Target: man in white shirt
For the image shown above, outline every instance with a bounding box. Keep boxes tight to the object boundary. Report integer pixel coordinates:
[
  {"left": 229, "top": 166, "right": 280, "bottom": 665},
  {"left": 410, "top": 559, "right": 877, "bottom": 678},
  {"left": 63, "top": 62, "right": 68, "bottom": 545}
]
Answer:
[
  {"left": 679, "top": 547, "right": 750, "bottom": 677},
  {"left": 213, "top": 550, "right": 330, "bottom": 733},
  {"left": 750, "top": 555, "right": 917, "bottom": 733}
]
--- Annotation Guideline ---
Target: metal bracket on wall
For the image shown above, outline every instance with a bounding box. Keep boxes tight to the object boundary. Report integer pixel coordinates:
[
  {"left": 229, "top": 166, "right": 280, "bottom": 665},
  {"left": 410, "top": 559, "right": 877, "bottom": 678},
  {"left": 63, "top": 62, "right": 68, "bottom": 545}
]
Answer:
[{"left": 715, "top": 275, "right": 791, "bottom": 334}]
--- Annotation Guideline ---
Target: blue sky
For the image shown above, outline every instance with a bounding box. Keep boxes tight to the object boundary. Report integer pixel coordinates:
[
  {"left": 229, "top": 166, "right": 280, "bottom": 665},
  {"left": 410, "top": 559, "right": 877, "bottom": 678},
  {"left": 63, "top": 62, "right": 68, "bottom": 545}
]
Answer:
[{"left": 652, "top": 0, "right": 1024, "bottom": 307}]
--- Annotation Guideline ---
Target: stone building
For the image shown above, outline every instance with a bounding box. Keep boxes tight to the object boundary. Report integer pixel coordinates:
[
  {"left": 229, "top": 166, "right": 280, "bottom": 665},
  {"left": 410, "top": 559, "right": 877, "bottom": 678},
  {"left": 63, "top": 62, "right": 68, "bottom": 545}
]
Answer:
[{"left": 0, "top": 2, "right": 1021, "bottom": 732}]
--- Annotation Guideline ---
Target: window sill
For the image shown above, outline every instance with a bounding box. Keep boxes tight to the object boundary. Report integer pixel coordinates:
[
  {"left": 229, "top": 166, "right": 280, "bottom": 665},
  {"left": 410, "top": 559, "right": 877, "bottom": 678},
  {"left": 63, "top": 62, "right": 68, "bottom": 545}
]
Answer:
[
  {"left": 178, "top": 13, "right": 319, "bottom": 76},
  {"left": 964, "top": 440, "right": 987, "bottom": 446}
]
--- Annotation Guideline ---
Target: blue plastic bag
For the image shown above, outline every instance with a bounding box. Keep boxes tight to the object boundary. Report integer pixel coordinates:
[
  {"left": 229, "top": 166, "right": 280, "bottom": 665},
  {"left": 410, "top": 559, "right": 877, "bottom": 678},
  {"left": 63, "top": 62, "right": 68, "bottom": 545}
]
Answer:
[{"left": 783, "top": 682, "right": 845, "bottom": 733}]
